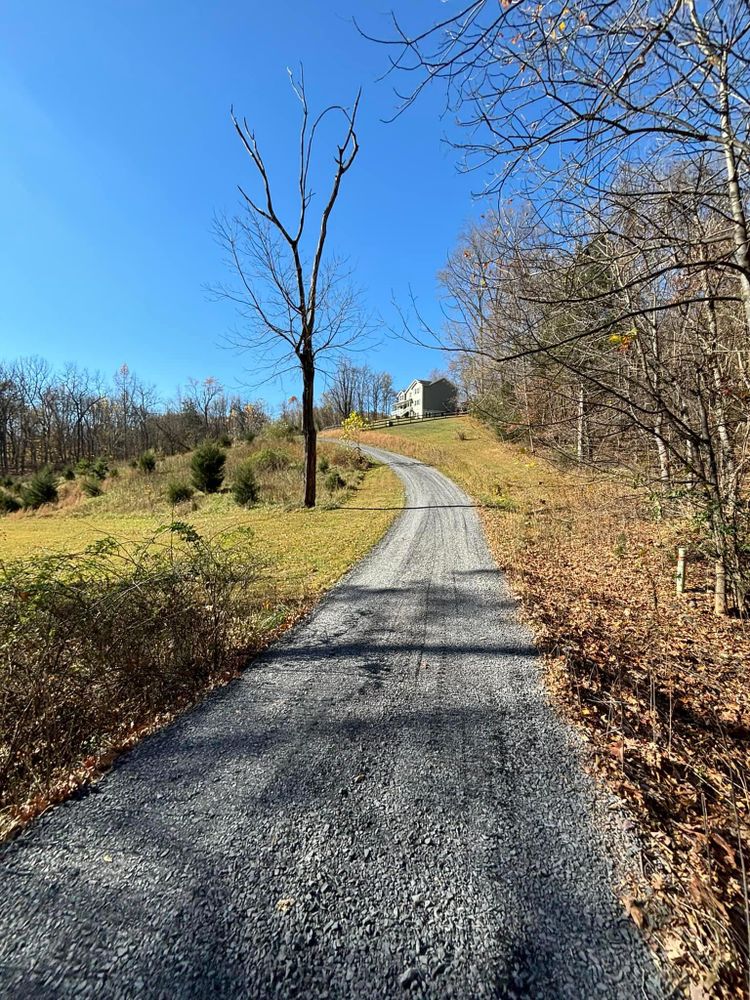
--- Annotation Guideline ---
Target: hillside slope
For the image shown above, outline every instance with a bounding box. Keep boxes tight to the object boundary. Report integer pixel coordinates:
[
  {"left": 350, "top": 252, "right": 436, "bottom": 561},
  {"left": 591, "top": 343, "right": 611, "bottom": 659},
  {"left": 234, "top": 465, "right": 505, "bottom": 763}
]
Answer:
[
  {"left": 0, "top": 438, "right": 664, "bottom": 999},
  {"left": 342, "top": 418, "right": 750, "bottom": 999}
]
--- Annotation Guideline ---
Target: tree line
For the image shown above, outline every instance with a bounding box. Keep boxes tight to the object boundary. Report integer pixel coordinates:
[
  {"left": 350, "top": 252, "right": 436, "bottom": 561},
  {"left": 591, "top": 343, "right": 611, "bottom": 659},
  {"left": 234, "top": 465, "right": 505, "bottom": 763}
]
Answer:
[
  {"left": 0, "top": 353, "right": 398, "bottom": 477},
  {"left": 318, "top": 360, "right": 395, "bottom": 425},
  {"left": 0, "top": 358, "right": 267, "bottom": 475}
]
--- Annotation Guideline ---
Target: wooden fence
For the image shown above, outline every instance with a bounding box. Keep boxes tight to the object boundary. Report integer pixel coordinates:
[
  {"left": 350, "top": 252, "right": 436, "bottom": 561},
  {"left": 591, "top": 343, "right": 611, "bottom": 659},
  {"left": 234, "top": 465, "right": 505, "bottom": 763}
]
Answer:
[{"left": 330, "top": 408, "right": 469, "bottom": 432}]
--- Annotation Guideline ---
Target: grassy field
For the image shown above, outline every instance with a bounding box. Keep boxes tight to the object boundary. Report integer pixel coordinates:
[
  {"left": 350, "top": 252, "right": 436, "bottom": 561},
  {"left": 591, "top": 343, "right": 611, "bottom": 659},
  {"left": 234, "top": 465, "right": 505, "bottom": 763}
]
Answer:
[
  {"left": 353, "top": 417, "right": 564, "bottom": 506},
  {"left": 0, "top": 439, "right": 402, "bottom": 604},
  {"left": 335, "top": 417, "right": 750, "bottom": 999}
]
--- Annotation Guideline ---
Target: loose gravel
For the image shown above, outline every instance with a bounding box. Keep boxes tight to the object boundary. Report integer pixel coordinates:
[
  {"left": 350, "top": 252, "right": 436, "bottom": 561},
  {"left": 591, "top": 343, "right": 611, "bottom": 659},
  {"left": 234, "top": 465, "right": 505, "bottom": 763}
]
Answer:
[{"left": 0, "top": 445, "right": 666, "bottom": 999}]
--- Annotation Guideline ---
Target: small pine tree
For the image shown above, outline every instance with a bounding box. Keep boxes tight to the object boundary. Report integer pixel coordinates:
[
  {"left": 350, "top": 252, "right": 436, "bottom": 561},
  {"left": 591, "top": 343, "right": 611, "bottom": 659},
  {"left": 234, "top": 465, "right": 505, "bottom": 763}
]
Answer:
[
  {"left": 231, "top": 462, "right": 259, "bottom": 507},
  {"left": 22, "top": 468, "right": 59, "bottom": 509},
  {"left": 318, "top": 455, "right": 330, "bottom": 473},
  {"left": 91, "top": 457, "right": 109, "bottom": 480},
  {"left": 166, "top": 481, "right": 194, "bottom": 504},
  {"left": 81, "top": 478, "right": 102, "bottom": 498},
  {"left": 0, "top": 490, "right": 21, "bottom": 514},
  {"left": 190, "top": 442, "right": 226, "bottom": 494},
  {"left": 138, "top": 450, "right": 157, "bottom": 474},
  {"left": 325, "top": 470, "right": 345, "bottom": 492}
]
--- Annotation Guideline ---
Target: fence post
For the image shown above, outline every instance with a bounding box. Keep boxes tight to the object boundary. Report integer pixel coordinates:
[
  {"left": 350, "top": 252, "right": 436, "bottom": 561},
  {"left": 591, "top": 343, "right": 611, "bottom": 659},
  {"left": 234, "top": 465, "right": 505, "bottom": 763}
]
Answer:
[{"left": 675, "top": 547, "right": 687, "bottom": 595}]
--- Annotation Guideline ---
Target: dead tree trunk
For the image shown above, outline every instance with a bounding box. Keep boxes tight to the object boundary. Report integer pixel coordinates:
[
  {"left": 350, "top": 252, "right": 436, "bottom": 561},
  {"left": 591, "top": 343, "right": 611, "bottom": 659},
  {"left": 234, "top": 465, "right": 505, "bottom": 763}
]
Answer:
[
  {"left": 221, "top": 75, "right": 360, "bottom": 508},
  {"left": 301, "top": 351, "right": 317, "bottom": 508}
]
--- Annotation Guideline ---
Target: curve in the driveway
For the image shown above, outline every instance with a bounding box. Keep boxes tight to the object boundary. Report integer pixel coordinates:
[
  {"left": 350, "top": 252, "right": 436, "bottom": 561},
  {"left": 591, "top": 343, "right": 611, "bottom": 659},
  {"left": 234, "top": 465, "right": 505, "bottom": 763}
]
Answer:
[{"left": 0, "top": 444, "right": 665, "bottom": 999}]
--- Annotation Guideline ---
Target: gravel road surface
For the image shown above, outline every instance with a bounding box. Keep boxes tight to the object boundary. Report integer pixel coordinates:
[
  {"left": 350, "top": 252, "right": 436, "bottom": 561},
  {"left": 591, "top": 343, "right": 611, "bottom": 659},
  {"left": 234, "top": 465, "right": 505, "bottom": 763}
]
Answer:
[{"left": 0, "top": 445, "right": 665, "bottom": 999}]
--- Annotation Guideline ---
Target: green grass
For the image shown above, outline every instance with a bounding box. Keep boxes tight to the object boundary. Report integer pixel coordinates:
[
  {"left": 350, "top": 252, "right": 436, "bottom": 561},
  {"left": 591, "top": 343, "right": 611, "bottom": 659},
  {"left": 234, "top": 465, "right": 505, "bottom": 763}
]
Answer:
[
  {"left": 372, "top": 418, "right": 472, "bottom": 443},
  {"left": 347, "top": 417, "right": 569, "bottom": 511},
  {"left": 0, "top": 438, "right": 404, "bottom": 606}
]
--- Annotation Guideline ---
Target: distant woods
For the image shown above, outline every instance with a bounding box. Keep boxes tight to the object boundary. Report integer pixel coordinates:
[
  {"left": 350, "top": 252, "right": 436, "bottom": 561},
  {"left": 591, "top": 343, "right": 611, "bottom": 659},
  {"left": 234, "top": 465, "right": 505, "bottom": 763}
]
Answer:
[
  {"left": 318, "top": 360, "right": 394, "bottom": 425},
  {"left": 0, "top": 354, "right": 398, "bottom": 476},
  {"left": 0, "top": 359, "right": 267, "bottom": 475}
]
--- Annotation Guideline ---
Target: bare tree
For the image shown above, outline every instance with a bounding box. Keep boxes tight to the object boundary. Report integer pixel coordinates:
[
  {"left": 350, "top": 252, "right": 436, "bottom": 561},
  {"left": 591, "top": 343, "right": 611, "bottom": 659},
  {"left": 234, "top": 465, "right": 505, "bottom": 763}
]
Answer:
[
  {"left": 321, "top": 359, "right": 395, "bottom": 422},
  {"left": 434, "top": 164, "right": 750, "bottom": 611},
  {"left": 216, "top": 71, "right": 361, "bottom": 507},
  {"left": 184, "top": 377, "right": 227, "bottom": 435},
  {"left": 321, "top": 358, "right": 360, "bottom": 422},
  {"left": 367, "top": 0, "right": 750, "bottom": 343},
  {"left": 0, "top": 356, "right": 264, "bottom": 473},
  {"left": 364, "top": 0, "right": 750, "bottom": 612}
]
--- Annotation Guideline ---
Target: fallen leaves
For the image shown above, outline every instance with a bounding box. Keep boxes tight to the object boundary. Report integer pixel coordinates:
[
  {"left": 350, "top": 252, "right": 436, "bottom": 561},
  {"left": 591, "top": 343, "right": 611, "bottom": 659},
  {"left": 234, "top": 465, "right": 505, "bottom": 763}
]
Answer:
[
  {"left": 482, "top": 496, "right": 750, "bottom": 999},
  {"left": 624, "top": 894, "right": 647, "bottom": 929}
]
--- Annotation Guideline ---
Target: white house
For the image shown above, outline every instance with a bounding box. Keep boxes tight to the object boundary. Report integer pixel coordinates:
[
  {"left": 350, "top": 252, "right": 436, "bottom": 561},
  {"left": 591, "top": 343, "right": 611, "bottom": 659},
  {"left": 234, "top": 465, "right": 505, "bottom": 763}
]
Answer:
[{"left": 391, "top": 378, "right": 458, "bottom": 419}]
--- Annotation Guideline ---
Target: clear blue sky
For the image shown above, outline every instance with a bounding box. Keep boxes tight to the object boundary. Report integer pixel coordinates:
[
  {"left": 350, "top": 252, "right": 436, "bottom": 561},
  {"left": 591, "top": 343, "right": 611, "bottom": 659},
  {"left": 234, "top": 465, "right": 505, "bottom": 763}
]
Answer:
[{"left": 0, "top": 2, "right": 480, "bottom": 407}]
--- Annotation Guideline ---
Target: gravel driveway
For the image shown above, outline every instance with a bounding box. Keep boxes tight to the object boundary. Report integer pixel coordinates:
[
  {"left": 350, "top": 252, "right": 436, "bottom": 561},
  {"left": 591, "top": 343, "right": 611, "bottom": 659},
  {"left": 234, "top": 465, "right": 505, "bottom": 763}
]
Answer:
[{"left": 0, "top": 445, "right": 665, "bottom": 999}]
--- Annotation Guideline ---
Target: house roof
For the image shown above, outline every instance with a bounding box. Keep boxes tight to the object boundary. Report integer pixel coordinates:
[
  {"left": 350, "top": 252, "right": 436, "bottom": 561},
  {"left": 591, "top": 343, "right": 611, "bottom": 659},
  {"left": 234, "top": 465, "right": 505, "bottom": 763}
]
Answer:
[{"left": 400, "top": 377, "right": 456, "bottom": 393}]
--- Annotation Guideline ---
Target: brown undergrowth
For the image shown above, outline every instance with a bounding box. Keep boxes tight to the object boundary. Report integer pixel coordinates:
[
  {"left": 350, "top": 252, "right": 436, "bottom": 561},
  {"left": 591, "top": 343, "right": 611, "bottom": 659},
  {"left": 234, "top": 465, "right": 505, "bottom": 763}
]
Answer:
[{"left": 354, "top": 419, "right": 750, "bottom": 999}]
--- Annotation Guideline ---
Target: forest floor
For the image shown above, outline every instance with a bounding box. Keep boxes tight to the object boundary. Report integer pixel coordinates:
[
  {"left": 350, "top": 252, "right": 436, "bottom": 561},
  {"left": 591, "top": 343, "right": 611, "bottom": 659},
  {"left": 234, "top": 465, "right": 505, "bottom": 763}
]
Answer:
[{"left": 336, "top": 418, "right": 750, "bottom": 1000}]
